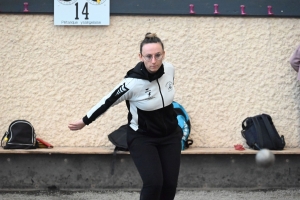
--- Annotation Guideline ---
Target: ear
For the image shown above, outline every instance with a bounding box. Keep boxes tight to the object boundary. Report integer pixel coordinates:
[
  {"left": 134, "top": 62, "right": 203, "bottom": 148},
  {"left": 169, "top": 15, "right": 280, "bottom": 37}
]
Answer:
[
  {"left": 138, "top": 53, "right": 143, "bottom": 61},
  {"left": 163, "top": 51, "right": 166, "bottom": 59}
]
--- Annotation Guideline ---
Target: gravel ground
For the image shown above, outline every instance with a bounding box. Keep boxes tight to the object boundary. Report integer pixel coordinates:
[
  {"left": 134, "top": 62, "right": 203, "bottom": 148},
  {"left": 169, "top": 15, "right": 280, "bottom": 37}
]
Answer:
[{"left": 0, "top": 189, "right": 300, "bottom": 200}]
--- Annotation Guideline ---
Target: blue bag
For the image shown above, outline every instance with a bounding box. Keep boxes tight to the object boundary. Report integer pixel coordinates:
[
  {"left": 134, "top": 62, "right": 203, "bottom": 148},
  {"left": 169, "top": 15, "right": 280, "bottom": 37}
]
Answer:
[{"left": 172, "top": 101, "right": 193, "bottom": 150}]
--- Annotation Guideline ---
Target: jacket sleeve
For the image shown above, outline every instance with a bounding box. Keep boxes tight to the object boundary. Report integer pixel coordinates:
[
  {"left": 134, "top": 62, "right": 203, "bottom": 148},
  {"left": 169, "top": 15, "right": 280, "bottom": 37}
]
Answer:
[
  {"left": 290, "top": 45, "right": 300, "bottom": 72},
  {"left": 82, "top": 78, "right": 136, "bottom": 125}
]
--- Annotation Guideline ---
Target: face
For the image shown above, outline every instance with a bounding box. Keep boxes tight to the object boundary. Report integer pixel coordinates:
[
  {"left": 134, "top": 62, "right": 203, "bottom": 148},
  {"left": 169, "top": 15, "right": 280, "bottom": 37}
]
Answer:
[{"left": 139, "top": 43, "right": 165, "bottom": 74}]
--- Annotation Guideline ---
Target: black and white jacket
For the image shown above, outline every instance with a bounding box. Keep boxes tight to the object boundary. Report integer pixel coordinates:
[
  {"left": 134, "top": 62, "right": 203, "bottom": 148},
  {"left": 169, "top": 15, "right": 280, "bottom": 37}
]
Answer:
[{"left": 83, "top": 61, "right": 178, "bottom": 137}]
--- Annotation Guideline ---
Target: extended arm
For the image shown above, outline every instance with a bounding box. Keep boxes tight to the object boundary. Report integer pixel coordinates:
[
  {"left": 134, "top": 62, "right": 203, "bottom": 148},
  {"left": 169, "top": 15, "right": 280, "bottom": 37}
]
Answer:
[{"left": 68, "top": 78, "right": 135, "bottom": 131}]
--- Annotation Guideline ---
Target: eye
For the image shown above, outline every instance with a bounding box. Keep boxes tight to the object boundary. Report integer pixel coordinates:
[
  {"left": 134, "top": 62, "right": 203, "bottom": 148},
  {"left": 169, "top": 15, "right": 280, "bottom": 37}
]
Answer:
[
  {"left": 155, "top": 53, "right": 162, "bottom": 58},
  {"left": 146, "top": 55, "right": 152, "bottom": 60}
]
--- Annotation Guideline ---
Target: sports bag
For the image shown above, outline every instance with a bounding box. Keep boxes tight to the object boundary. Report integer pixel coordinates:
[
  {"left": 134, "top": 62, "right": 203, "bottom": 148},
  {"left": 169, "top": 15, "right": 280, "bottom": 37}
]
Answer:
[
  {"left": 173, "top": 101, "right": 193, "bottom": 150},
  {"left": 241, "top": 114, "right": 285, "bottom": 150},
  {"left": 1, "top": 120, "right": 37, "bottom": 149},
  {"left": 108, "top": 124, "right": 129, "bottom": 152}
]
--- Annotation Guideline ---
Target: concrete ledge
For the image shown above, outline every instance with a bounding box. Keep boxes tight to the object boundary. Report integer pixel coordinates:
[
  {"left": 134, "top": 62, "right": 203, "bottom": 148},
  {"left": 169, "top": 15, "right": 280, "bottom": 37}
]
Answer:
[
  {"left": 1, "top": 147, "right": 300, "bottom": 190},
  {"left": 0, "top": 147, "right": 300, "bottom": 154}
]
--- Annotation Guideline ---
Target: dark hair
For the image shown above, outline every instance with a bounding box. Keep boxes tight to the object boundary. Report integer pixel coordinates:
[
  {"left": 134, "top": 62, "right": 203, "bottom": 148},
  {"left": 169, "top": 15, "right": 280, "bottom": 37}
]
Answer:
[{"left": 140, "top": 33, "right": 164, "bottom": 54}]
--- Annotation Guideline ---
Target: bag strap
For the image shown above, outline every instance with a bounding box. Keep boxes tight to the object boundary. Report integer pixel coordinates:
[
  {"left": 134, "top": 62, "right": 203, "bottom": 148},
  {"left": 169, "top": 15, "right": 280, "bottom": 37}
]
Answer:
[
  {"left": 241, "top": 118, "right": 250, "bottom": 130},
  {"left": 185, "top": 139, "right": 193, "bottom": 148},
  {"left": 110, "top": 147, "right": 118, "bottom": 175},
  {"left": 1, "top": 132, "right": 8, "bottom": 147},
  {"left": 241, "top": 117, "right": 261, "bottom": 149},
  {"left": 253, "top": 143, "right": 261, "bottom": 150},
  {"left": 251, "top": 117, "right": 264, "bottom": 149}
]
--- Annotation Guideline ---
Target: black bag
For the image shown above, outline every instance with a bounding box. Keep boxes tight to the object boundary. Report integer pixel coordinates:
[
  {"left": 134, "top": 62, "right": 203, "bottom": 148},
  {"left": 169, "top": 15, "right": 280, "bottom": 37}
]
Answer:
[
  {"left": 108, "top": 124, "right": 129, "bottom": 152},
  {"left": 107, "top": 124, "right": 128, "bottom": 175},
  {"left": 1, "top": 120, "right": 37, "bottom": 149},
  {"left": 241, "top": 114, "right": 285, "bottom": 150}
]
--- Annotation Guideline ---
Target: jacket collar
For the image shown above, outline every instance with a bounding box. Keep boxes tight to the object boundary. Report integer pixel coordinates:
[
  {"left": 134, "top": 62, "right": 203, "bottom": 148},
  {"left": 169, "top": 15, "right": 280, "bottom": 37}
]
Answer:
[{"left": 125, "top": 62, "right": 165, "bottom": 82}]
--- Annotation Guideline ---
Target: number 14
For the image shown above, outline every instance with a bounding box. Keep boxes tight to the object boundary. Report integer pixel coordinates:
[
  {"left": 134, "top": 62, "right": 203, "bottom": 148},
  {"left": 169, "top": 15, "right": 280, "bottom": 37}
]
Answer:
[{"left": 75, "top": 2, "right": 89, "bottom": 20}]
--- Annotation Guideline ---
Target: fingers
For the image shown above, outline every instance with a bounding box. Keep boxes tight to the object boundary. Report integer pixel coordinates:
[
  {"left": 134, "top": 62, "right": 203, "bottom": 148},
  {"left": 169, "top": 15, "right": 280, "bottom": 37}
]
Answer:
[
  {"left": 68, "top": 125, "right": 78, "bottom": 131},
  {"left": 68, "top": 124, "right": 79, "bottom": 131},
  {"left": 69, "top": 126, "right": 81, "bottom": 130}
]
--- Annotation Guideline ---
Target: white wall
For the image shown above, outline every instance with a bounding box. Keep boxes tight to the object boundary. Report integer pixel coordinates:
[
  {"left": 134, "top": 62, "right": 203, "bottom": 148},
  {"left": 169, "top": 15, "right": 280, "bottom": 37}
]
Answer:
[{"left": 1, "top": 15, "right": 300, "bottom": 148}]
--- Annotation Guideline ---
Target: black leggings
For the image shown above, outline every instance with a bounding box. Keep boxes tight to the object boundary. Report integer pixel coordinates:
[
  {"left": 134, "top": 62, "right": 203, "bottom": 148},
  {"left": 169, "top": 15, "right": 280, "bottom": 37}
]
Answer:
[{"left": 127, "top": 127, "right": 182, "bottom": 200}]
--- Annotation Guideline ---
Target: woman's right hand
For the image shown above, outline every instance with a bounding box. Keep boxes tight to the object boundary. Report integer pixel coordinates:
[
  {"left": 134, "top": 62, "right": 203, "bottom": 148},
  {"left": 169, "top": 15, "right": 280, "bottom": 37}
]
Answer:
[{"left": 68, "top": 119, "right": 86, "bottom": 131}]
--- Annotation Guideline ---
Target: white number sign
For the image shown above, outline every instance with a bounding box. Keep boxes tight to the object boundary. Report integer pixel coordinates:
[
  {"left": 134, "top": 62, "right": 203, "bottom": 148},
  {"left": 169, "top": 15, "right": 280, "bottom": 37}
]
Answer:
[{"left": 54, "top": 0, "right": 110, "bottom": 26}]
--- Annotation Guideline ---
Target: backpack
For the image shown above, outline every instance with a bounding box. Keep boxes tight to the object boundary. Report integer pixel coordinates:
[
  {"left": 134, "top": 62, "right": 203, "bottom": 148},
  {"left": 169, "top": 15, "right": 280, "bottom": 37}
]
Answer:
[
  {"left": 241, "top": 114, "right": 285, "bottom": 150},
  {"left": 108, "top": 124, "right": 128, "bottom": 152},
  {"left": 172, "top": 101, "right": 193, "bottom": 150},
  {"left": 1, "top": 120, "right": 37, "bottom": 149}
]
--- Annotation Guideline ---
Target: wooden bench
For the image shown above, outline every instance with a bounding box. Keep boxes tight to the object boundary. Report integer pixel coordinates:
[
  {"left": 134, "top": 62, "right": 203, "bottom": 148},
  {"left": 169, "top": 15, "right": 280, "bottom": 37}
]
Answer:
[{"left": 1, "top": 147, "right": 300, "bottom": 155}]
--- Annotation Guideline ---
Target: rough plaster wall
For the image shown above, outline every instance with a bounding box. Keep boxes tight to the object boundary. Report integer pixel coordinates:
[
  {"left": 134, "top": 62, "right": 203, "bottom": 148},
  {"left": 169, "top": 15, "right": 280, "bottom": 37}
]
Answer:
[{"left": 1, "top": 15, "right": 300, "bottom": 148}]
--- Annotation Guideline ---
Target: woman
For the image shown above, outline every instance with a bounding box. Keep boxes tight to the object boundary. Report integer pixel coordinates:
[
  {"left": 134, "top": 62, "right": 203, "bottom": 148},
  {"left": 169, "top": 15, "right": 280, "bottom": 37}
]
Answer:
[{"left": 68, "top": 33, "right": 182, "bottom": 200}]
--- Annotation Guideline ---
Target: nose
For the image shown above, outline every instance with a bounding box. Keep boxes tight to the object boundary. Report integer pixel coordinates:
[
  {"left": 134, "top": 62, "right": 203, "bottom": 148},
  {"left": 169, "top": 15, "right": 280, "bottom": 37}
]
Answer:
[{"left": 151, "top": 56, "right": 157, "bottom": 63}]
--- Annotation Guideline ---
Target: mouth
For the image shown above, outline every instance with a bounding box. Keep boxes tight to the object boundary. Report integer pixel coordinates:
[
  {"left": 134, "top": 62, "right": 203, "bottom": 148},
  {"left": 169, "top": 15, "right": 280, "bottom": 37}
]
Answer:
[{"left": 146, "top": 65, "right": 159, "bottom": 73}]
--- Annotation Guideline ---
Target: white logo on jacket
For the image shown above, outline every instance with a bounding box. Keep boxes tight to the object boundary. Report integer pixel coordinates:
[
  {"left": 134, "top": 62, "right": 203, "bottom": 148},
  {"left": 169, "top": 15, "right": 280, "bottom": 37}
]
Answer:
[
  {"left": 165, "top": 81, "right": 173, "bottom": 92},
  {"left": 116, "top": 83, "right": 129, "bottom": 96}
]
